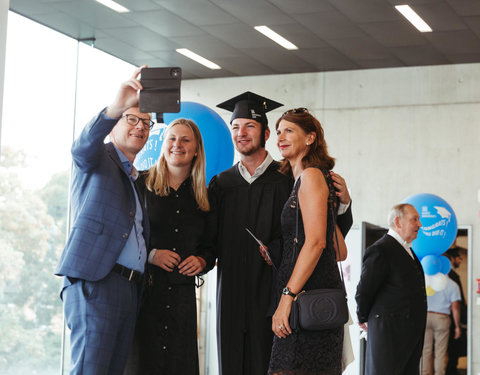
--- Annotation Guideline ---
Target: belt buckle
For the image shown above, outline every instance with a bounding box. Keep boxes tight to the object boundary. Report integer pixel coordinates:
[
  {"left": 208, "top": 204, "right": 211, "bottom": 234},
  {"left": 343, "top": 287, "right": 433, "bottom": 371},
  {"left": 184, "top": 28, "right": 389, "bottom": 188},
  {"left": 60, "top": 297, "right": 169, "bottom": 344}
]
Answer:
[{"left": 128, "top": 269, "right": 135, "bottom": 281}]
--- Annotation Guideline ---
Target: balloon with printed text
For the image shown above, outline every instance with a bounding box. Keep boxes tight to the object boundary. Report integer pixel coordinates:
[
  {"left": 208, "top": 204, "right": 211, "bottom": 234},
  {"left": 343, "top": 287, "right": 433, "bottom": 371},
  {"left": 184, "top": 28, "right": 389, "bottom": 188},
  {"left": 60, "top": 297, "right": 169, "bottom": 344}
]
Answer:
[
  {"left": 402, "top": 193, "right": 458, "bottom": 259},
  {"left": 134, "top": 101, "right": 234, "bottom": 183}
]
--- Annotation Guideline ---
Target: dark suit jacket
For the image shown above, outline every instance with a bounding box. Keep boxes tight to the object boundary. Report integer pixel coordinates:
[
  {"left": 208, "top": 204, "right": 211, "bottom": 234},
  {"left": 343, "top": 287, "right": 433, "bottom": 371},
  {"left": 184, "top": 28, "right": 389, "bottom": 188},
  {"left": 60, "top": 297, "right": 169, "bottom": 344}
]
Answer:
[
  {"left": 55, "top": 111, "right": 149, "bottom": 282},
  {"left": 337, "top": 203, "right": 353, "bottom": 238},
  {"left": 355, "top": 233, "right": 427, "bottom": 375}
]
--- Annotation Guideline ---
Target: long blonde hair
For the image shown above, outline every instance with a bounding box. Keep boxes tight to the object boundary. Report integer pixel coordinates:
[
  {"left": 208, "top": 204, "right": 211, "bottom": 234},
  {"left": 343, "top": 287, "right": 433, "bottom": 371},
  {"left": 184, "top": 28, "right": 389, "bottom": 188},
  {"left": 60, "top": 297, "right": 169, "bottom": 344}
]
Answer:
[{"left": 144, "top": 118, "right": 210, "bottom": 211}]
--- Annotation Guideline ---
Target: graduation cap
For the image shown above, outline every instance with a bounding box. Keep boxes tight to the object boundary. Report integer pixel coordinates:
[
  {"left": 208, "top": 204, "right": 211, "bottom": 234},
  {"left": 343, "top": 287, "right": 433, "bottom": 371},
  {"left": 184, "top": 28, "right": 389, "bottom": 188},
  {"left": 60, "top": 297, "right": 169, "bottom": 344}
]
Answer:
[{"left": 217, "top": 91, "right": 283, "bottom": 128}]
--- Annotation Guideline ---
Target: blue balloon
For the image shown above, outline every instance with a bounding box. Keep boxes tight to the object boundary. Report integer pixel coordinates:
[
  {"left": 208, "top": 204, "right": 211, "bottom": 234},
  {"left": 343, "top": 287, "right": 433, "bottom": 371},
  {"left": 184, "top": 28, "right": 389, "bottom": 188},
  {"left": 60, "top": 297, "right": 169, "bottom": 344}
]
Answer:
[
  {"left": 439, "top": 255, "right": 451, "bottom": 275},
  {"left": 134, "top": 101, "right": 234, "bottom": 183},
  {"left": 421, "top": 255, "right": 441, "bottom": 276},
  {"left": 403, "top": 193, "right": 458, "bottom": 259}
]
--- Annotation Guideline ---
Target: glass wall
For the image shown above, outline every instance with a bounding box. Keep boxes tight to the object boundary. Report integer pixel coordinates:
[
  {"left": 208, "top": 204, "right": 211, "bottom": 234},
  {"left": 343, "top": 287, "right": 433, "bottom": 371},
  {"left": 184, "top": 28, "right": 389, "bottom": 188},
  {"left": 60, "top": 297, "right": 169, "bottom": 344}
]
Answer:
[
  {"left": 1, "top": 12, "right": 133, "bottom": 374},
  {"left": 2, "top": 12, "right": 220, "bottom": 375}
]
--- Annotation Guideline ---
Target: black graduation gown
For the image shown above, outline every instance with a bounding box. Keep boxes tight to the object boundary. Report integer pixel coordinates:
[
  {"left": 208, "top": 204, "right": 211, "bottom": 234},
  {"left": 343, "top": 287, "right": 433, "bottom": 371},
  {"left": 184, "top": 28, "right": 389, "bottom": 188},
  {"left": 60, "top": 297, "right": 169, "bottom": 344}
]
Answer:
[{"left": 208, "top": 161, "right": 292, "bottom": 375}]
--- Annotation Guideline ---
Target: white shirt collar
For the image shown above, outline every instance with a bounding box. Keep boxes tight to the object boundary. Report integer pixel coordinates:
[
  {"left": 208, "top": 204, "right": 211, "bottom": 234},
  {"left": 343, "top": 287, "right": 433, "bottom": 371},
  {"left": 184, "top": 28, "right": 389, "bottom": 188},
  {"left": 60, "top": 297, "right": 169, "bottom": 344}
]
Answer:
[
  {"left": 237, "top": 152, "right": 274, "bottom": 184},
  {"left": 387, "top": 228, "right": 414, "bottom": 259}
]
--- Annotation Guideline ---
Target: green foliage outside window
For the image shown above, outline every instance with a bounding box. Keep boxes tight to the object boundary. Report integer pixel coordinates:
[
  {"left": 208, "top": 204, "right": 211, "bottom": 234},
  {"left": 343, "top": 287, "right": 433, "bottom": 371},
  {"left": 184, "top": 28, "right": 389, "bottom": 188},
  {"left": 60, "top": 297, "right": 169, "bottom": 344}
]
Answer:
[{"left": 0, "top": 147, "right": 69, "bottom": 374}]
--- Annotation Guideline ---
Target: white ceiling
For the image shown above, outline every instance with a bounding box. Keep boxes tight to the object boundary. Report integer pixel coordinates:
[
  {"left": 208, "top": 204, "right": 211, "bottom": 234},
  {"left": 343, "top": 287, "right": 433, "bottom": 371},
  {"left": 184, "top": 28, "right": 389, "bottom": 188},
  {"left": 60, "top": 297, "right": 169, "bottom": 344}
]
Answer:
[{"left": 10, "top": 0, "right": 480, "bottom": 79}]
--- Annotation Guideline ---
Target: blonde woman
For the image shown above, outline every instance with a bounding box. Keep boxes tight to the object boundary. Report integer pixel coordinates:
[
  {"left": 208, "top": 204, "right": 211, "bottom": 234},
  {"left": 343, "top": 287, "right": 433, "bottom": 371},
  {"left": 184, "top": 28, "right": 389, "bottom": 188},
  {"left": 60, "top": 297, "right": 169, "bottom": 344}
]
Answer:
[{"left": 127, "top": 118, "right": 215, "bottom": 375}]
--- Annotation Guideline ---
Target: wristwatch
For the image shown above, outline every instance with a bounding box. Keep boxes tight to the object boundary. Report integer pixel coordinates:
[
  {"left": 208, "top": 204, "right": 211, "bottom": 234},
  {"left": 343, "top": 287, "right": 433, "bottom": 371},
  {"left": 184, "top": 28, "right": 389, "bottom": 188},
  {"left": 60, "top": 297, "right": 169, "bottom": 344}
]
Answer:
[{"left": 282, "top": 286, "right": 297, "bottom": 299}]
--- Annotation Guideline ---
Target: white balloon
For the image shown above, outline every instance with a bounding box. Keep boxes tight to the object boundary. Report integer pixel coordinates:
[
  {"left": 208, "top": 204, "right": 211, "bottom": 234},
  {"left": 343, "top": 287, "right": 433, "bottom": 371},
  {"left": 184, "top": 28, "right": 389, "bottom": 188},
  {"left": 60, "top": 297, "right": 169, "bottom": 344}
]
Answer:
[
  {"left": 424, "top": 274, "right": 432, "bottom": 287},
  {"left": 430, "top": 273, "right": 448, "bottom": 291}
]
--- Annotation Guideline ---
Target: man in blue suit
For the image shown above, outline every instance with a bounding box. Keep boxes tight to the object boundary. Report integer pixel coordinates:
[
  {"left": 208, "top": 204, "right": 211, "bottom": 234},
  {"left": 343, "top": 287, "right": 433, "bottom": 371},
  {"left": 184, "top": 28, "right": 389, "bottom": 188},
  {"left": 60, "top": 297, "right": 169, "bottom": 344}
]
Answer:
[{"left": 56, "top": 66, "right": 151, "bottom": 374}]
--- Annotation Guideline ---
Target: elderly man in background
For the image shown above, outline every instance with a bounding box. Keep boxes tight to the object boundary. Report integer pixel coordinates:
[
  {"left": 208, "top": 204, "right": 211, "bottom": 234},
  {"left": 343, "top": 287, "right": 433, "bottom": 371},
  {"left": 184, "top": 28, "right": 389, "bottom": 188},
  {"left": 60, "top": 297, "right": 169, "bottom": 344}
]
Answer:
[{"left": 356, "top": 203, "right": 427, "bottom": 375}]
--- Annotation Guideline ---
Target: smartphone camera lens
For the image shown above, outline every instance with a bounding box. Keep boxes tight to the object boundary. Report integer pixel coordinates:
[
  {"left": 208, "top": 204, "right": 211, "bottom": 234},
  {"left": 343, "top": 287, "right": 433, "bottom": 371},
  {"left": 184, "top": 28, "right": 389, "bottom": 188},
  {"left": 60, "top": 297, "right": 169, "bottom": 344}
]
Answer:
[{"left": 171, "top": 69, "right": 180, "bottom": 78}]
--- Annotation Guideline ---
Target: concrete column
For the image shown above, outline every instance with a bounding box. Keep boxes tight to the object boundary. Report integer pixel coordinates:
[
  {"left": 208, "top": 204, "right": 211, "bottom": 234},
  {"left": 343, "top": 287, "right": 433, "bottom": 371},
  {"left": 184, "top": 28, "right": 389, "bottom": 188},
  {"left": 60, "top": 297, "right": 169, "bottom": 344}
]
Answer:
[{"left": 0, "top": 0, "right": 9, "bottom": 152}]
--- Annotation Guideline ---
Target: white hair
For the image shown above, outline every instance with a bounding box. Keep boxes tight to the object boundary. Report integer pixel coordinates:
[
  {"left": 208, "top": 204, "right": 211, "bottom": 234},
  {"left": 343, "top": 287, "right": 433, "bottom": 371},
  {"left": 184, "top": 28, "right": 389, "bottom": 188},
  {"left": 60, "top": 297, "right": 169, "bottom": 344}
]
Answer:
[{"left": 387, "top": 203, "right": 413, "bottom": 228}]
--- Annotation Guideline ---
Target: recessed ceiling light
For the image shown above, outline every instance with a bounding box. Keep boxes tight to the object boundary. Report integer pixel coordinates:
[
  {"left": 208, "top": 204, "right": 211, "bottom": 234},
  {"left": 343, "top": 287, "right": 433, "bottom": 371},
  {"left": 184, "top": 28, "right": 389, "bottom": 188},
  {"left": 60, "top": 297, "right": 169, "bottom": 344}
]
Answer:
[
  {"left": 254, "top": 26, "right": 298, "bottom": 50},
  {"left": 94, "top": 0, "right": 130, "bottom": 13},
  {"left": 395, "top": 5, "right": 432, "bottom": 32},
  {"left": 176, "top": 49, "right": 221, "bottom": 70}
]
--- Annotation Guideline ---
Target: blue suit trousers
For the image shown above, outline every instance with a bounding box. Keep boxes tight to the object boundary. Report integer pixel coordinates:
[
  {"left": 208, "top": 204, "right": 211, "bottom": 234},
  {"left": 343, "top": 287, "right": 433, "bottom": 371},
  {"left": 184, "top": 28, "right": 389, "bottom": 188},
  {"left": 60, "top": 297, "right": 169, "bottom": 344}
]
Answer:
[{"left": 63, "top": 272, "right": 140, "bottom": 375}]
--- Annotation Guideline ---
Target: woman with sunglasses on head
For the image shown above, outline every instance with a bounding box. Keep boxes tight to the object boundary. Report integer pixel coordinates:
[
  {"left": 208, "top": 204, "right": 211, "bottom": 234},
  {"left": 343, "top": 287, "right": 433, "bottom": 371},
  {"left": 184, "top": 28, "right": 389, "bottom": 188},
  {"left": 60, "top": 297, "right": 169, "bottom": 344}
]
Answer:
[
  {"left": 268, "top": 108, "right": 347, "bottom": 375},
  {"left": 125, "top": 118, "right": 215, "bottom": 375}
]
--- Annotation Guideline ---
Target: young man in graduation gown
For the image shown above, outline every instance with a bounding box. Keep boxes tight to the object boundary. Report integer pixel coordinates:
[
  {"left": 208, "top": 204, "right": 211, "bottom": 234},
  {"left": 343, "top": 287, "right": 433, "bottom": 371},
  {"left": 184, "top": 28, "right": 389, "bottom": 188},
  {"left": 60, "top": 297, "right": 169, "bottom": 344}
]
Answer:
[{"left": 208, "top": 92, "right": 353, "bottom": 375}]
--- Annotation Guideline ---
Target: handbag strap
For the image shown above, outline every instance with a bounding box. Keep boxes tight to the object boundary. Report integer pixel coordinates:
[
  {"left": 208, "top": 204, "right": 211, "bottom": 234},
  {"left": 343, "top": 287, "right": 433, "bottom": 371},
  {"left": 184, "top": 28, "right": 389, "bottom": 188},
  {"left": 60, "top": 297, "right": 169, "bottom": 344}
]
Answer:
[{"left": 292, "top": 173, "right": 346, "bottom": 292}]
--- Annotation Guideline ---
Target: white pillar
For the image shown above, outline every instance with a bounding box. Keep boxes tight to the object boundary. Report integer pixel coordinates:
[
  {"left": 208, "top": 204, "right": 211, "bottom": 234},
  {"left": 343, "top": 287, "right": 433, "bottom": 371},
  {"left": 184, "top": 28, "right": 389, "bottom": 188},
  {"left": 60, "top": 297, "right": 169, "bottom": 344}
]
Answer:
[{"left": 0, "top": 0, "right": 9, "bottom": 152}]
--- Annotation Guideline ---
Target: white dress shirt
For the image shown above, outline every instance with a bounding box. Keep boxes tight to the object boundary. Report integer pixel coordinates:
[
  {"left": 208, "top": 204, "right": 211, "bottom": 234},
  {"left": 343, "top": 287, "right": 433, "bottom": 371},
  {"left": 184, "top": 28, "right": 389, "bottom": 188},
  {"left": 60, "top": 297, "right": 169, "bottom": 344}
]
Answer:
[
  {"left": 387, "top": 228, "right": 414, "bottom": 259},
  {"left": 237, "top": 152, "right": 274, "bottom": 184}
]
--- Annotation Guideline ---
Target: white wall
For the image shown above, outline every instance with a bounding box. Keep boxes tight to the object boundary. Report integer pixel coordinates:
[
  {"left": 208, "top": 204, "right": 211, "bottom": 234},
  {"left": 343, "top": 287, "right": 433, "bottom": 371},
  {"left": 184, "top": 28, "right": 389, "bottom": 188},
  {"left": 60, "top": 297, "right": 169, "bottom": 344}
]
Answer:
[{"left": 181, "top": 62, "right": 480, "bottom": 373}]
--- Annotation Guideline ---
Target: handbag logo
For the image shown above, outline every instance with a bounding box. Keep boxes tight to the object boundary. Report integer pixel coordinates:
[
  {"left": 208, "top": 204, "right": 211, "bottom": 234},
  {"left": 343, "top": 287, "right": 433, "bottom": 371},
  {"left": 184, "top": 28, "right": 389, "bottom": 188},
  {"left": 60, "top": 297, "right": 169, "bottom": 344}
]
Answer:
[{"left": 308, "top": 296, "right": 337, "bottom": 322}]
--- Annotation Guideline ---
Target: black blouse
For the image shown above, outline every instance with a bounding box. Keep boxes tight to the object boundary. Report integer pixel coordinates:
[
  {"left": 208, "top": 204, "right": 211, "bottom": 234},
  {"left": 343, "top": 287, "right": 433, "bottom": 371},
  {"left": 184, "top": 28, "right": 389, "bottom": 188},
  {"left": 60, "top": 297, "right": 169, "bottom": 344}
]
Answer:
[{"left": 138, "top": 175, "right": 216, "bottom": 285}]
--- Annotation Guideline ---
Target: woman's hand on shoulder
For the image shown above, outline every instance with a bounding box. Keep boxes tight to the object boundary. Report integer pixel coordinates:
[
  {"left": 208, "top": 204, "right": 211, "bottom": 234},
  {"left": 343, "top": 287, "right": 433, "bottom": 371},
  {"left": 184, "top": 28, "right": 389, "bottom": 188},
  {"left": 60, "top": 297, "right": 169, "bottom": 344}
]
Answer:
[
  {"left": 151, "top": 249, "right": 181, "bottom": 272},
  {"left": 330, "top": 171, "right": 350, "bottom": 205},
  {"left": 179, "top": 255, "right": 207, "bottom": 276}
]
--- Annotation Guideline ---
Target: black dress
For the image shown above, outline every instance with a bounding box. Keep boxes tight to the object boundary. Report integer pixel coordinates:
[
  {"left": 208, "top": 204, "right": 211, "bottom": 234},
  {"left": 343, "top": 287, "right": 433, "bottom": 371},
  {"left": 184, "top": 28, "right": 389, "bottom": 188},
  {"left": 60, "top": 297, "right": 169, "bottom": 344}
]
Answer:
[
  {"left": 268, "top": 169, "right": 343, "bottom": 375},
  {"left": 126, "top": 176, "right": 215, "bottom": 375}
]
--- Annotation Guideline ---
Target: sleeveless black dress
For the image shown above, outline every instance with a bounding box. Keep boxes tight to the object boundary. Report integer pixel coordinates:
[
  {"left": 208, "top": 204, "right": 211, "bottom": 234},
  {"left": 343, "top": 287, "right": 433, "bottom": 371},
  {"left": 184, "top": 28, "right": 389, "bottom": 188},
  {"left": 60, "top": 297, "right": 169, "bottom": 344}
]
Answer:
[{"left": 268, "top": 168, "right": 343, "bottom": 375}]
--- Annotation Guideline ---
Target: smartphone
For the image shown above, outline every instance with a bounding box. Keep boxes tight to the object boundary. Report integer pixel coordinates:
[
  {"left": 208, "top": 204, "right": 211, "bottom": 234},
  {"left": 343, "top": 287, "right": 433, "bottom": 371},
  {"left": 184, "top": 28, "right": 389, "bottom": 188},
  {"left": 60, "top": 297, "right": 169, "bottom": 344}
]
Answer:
[{"left": 139, "top": 67, "right": 182, "bottom": 114}]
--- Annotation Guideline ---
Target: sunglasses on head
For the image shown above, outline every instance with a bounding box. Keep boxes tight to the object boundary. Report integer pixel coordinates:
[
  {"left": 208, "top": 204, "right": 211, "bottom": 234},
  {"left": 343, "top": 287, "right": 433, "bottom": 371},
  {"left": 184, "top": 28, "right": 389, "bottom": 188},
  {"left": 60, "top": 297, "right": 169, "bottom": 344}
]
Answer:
[{"left": 282, "top": 107, "right": 309, "bottom": 117}]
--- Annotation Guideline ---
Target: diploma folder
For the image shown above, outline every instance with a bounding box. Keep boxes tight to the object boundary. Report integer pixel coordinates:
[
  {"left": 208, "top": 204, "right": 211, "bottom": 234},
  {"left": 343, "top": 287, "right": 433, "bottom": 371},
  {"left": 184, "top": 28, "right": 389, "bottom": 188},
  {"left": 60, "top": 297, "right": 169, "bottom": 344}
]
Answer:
[{"left": 245, "top": 228, "right": 275, "bottom": 269}]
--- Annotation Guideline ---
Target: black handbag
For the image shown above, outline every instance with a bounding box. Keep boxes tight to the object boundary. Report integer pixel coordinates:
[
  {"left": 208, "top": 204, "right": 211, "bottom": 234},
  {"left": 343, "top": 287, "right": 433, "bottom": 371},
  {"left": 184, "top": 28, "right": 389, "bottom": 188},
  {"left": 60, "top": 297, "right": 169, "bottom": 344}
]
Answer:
[{"left": 289, "top": 177, "right": 348, "bottom": 331}]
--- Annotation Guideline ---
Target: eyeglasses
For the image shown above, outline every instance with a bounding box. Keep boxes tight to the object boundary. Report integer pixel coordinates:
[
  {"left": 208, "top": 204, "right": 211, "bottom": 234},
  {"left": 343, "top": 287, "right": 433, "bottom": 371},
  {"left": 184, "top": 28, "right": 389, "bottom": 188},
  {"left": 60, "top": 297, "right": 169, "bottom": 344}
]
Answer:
[
  {"left": 122, "top": 114, "right": 154, "bottom": 130},
  {"left": 282, "top": 107, "right": 309, "bottom": 117}
]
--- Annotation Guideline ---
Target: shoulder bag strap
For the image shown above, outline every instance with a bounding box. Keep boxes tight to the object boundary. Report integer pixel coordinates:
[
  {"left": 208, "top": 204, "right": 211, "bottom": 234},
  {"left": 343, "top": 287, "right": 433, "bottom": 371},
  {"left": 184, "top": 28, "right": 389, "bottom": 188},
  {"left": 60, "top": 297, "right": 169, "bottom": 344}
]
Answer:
[{"left": 293, "top": 174, "right": 346, "bottom": 294}]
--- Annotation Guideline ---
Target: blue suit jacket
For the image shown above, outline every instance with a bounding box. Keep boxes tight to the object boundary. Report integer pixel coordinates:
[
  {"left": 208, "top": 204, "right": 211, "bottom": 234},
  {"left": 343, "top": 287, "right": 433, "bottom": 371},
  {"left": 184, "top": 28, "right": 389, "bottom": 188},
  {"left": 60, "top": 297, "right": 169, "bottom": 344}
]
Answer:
[{"left": 55, "top": 111, "right": 149, "bottom": 281}]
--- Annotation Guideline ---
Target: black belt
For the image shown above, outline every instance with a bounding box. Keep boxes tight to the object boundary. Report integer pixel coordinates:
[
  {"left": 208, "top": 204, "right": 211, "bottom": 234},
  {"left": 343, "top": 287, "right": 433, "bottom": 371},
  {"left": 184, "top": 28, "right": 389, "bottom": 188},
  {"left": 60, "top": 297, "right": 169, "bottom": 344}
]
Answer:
[{"left": 112, "top": 263, "right": 142, "bottom": 283}]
